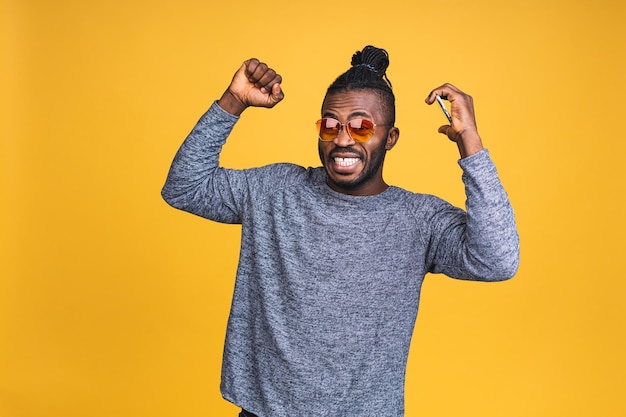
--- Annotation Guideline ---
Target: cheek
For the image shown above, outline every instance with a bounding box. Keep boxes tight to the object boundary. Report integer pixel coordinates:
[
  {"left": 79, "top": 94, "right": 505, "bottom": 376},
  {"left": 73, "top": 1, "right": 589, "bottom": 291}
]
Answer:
[
  {"left": 366, "top": 139, "right": 388, "bottom": 157},
  {"left": 318, "top": 141, "right": 334, "bottom": 154},
  {"left": 317, "top": 143, "right": 327, "bottom": 164}
]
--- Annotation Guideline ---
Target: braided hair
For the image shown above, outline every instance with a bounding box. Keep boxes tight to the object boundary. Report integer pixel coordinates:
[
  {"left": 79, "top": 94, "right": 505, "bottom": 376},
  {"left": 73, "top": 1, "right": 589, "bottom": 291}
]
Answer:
[{"left": 325, "top": 45, "right": 396, "bottom": 125}]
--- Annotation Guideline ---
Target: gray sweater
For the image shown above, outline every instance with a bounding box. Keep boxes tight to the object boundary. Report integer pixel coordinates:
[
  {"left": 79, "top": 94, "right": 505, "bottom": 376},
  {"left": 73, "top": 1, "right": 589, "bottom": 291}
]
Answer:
[{"left": 162, "top": 102, "right": 520, "bottom": 417}]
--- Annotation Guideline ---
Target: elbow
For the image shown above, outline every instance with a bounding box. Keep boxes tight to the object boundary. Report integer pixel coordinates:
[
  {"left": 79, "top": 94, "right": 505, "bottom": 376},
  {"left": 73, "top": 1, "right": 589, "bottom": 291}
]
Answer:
[
  {"left": 474, "top": 228, "right": 521, "bottom": 282},
  {"left": 460, "top": 239, "right": 520, "bottom": 282},
  {"left": 161, "top": 183, "right": 175, "bottom": 206},
  {"left": 481, "top": 248, "right": 520, "bottom": 282},
  {"left": 161, "top": 183, "right": 187, "bottom": 211},
  {"left": 487, "top": 261, "right": 518, "bottom": 282}
]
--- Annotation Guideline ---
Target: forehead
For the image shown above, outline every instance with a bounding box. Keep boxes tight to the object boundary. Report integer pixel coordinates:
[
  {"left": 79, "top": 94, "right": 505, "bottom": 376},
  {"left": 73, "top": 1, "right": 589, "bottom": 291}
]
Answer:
[{"left": 321, "top": 90, "right": 384, "bottom": 119}]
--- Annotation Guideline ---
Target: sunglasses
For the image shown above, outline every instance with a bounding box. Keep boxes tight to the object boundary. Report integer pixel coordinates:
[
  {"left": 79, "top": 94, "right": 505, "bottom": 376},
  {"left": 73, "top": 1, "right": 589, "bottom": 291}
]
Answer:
[{"left": 315, "top": 117, "right": 390, "bottom": 143}]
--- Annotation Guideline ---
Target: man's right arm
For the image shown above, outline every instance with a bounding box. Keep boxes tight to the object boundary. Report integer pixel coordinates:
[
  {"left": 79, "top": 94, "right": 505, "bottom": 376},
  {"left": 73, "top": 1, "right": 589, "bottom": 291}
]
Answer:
[
  {"left": 161, "top": 59, "right": 284, "bottom": 222},
  {"left": 161, "top": 102, "right": 242, "bottom": 222}
]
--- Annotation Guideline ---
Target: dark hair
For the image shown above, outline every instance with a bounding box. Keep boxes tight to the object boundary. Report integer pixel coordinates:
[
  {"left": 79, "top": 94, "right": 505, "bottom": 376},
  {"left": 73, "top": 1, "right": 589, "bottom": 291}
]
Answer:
[{"left": 325, "top": 45, "right": 396, "bottom": 124}]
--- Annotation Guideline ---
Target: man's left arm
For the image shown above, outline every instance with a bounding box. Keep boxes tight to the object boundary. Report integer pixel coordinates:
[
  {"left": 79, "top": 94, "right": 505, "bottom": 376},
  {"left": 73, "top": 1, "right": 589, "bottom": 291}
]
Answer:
[{"left": 425, "top": 84, "right": 520, "bottom": 281}]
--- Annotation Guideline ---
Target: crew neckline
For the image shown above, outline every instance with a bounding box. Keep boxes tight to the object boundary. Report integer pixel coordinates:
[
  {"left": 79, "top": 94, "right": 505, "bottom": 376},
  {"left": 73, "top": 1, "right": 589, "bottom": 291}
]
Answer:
[{"left": 317, "top": 174, "right": 399, "bottom": 204}]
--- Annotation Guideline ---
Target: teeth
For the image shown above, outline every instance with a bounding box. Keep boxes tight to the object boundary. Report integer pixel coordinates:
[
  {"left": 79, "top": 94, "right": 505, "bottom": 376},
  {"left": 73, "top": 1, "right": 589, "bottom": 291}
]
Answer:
[{"left": 334, "top": 157, "right": 359, "bottom": 167}]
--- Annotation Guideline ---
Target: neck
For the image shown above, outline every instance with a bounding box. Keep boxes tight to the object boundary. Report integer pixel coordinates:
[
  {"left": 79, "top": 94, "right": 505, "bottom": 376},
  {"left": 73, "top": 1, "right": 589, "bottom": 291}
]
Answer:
[{"left": 326, "top": 179, "right": 389, "bottom": 196}]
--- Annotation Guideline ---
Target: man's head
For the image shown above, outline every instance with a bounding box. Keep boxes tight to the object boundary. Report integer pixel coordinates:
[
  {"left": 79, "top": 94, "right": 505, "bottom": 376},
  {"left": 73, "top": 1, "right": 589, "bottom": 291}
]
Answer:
[{"left": 318, "top": 46, "right": 400, "bottom": 196}]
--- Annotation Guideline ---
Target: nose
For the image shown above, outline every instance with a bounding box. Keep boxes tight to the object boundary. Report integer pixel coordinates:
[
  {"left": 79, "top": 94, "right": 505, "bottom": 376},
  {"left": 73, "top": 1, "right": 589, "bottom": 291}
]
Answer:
[{"left": 333, "top": 124, "right": 356, "bottom": 146}]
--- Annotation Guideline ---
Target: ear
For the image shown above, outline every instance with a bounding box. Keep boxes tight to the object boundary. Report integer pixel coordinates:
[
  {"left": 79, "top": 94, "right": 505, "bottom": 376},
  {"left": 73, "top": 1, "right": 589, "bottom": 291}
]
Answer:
[{"left": 385, "top": 127, "right": 400, "bottom": 150}]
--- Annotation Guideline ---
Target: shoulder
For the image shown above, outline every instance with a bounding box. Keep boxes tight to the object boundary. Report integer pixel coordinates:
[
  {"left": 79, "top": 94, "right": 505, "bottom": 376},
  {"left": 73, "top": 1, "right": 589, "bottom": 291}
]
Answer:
[
  {"left": 386, "top": 186, "right": 465, "bottom": 231},
  {"left": 239, "top": 163, "right": 325, "bottom": 196},
  {"left": 386, "top": 186, "right": 455, "bottom": 213},
  {"left": 246, "top": 163, "right": 323, "bottom": 182}
]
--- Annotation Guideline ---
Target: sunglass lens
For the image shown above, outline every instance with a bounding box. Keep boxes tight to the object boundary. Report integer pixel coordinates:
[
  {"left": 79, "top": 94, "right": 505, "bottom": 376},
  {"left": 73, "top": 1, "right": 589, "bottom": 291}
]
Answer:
[
  {"left": 317, "top": 118, "right": 340, "bottom": 141},
  {"left": 347, "top": 119, "right": 375, "bottom": 142}
]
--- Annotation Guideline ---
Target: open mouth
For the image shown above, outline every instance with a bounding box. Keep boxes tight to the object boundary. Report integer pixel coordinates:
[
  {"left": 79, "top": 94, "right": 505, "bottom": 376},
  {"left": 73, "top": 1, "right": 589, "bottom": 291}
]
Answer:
[{"left": 334, "top": 157, "right": 360, "bottom": 167}]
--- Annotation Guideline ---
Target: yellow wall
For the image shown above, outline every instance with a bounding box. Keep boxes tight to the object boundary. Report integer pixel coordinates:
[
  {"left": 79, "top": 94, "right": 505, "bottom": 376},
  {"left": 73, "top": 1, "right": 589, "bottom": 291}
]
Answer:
[{"left": 2, "top": 0, "right": 625, "bottom": 416}]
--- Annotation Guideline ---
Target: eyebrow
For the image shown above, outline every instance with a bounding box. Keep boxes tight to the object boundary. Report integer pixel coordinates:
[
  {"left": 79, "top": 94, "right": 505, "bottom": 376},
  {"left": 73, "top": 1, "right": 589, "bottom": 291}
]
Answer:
[{"left": 322, "top": 110, "right": 373, "bottom": 120}]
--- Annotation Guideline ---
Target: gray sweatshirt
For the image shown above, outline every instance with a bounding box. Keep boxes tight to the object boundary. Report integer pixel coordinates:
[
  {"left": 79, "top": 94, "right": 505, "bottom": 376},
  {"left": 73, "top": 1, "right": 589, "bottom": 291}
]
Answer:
[{"left": 162, "top": 102, "right": 520, "bottom": 417}]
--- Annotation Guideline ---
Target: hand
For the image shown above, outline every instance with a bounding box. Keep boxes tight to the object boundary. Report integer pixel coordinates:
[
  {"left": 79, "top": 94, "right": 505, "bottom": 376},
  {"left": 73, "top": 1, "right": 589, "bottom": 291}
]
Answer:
[
  {"left": 218, "top": 58, "right": 284, "bottom": 116},
  {"left": 425, "top": 84, "right": 484, "bottom": 158}
]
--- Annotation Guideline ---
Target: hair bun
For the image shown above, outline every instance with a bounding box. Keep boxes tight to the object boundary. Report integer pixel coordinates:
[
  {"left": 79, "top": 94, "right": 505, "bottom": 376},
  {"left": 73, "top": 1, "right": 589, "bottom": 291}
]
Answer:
[{"left": 350, "top": 45, "right": 390, "bottom": 75}]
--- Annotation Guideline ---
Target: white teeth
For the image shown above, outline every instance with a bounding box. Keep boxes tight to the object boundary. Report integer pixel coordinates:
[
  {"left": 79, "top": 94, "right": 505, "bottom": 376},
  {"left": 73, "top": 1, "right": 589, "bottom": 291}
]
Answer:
[{"left": 334, "top": 157, "right": 359, "bottom": 167}]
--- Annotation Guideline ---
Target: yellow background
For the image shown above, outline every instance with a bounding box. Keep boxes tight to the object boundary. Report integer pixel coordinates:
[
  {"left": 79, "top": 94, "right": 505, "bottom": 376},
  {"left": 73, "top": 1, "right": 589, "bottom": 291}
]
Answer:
[{"left": 2, "top": 0, "right": 625, "bottom": 416}]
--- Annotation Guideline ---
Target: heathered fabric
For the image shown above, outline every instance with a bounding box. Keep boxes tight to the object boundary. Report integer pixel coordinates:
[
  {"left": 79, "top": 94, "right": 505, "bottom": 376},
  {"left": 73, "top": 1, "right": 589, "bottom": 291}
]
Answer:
[{"left": 162, "top": 102, "right": 520, "bottom": 417}]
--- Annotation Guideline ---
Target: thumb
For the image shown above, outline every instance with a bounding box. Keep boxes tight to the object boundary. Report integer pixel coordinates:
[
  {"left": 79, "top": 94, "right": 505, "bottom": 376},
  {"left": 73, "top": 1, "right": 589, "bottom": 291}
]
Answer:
[
  {"left": 269, "top": 82, "right": 284, "bottom": 104},
  {"left": 438, "top": 125, "right": 456, "bottom": 142}
]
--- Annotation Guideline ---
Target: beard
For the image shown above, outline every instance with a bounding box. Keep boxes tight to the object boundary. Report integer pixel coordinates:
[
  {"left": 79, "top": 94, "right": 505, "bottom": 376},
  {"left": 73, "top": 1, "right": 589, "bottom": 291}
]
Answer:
[{"left": 319, "top": 138, "right": 388, "bottom": 191}]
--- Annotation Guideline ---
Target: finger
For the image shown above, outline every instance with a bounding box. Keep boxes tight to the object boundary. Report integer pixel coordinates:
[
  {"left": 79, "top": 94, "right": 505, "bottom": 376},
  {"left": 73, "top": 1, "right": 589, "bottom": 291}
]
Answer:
[
  {"left": 425, "top": 83, "right": 461, "bottom": 104},
  {"left": 425, "top": 89, "right": 441, "bottom": 105},
  {"left": 438, "top": 125, "right": 458, "bottom": 142},
  {"left": 259, "top": 74, "right": 282, "bottom": 94},
  {"left": 248, "top": 62, "right": 273, "bottom": 86},
  {"left": 254, "top": 69, "right": 280, "bottom": 93},
  {"left": 244, "top": 58, "right": 260, "bottom": 78}
]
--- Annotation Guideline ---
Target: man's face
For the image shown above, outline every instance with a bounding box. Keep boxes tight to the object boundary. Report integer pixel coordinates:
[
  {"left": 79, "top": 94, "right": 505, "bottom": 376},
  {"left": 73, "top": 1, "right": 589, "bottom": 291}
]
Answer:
[{"left": 318, "top": 90, "right": 399, "bottom": 196}]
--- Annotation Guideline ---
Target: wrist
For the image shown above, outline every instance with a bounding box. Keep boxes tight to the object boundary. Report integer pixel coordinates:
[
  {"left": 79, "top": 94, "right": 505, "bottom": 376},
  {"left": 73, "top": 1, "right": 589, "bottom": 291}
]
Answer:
[
  {"left": 217, "top": 90, "right": 248, "bottom": 116},
  {"left": 456, "top": 130, "right": 484, "bottom": 159}
]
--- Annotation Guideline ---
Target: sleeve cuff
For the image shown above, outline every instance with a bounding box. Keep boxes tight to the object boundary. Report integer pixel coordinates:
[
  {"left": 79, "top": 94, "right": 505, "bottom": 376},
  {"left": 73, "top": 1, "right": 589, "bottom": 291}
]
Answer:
[{"left": 209, "top": 100, "right": 240, "bottom": 123}]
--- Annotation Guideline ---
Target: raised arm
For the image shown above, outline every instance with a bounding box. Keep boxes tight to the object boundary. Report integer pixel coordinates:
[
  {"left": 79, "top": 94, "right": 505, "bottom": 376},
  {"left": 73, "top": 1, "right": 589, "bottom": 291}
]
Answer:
[
  {"left": 161, "top": 59, "right": 284, "bottom": 222},
  {"left": 424, "top": 84, "right": 520, "bottom": 281}
]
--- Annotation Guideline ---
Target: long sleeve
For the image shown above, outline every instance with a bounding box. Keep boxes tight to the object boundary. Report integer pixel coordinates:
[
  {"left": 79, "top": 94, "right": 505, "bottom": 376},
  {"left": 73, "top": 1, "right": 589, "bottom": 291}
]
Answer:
[
  {"left": 161, "top": 101, "right": 244, "bottom": 223},
  {"left": 425, "top": 150, "right": 520, "bottom": 281}
]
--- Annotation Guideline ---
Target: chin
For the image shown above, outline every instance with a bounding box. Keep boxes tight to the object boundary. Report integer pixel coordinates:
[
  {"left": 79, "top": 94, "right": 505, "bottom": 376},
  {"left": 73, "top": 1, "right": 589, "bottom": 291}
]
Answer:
[{"left": 328, "top": 175, "right": 365, "bottom": 191}]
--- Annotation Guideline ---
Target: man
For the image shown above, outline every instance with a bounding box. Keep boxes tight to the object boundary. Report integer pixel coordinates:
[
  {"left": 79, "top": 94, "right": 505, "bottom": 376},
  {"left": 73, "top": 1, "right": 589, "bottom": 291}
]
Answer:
[{"left": 162, "top": 46, "right": 519, "bottom": 417}]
